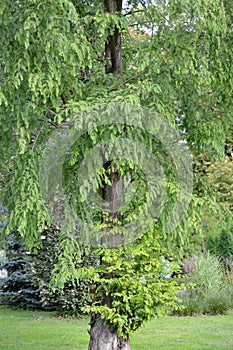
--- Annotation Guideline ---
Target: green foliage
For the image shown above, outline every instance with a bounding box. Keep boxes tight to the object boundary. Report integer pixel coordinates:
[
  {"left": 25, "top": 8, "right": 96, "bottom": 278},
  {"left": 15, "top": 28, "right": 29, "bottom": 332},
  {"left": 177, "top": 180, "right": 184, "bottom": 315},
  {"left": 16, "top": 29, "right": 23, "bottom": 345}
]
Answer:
[
  {"left": 205, "top": 159, "right": 233, "bottom": 212},
  {"left": 25, "top": 227, "right": 97, "bottom": 316},
  {"left": 1, "top": 0, "right": 232, "bottom": 242},
  {"left": 0, "top": 231, "right": 42, "bottom": 309},
  {"left": 206, "top": 226, "right": 233, "bottom": 261},
  {"left": 52, "top": 228, "right": 184, "bottom": 337},
  {"left": 205, "top": 235, "right": 219, "bottom": 255},
  {"left": 177, "top": 253, "right": 233, "bottom": 315},
  {"left": 4, "top": 151, "right": 50, "bottom": 250},
  {"left": 0, "top": 229, "right": 96, "bottom": 316},
  {"left": 217, "top": 228, "right": 233, "bottom": 260}
]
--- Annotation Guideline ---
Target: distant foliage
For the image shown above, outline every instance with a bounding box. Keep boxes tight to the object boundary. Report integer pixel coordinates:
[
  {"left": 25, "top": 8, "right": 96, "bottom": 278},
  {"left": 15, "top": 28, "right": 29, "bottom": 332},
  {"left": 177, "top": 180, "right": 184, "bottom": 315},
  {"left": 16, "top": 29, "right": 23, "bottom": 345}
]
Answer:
[
  {"left": 206, "top": 226, "right": 233, "bottom": 261},
  {"left": 0, "top": 231, "right": 41, "bottom": 309},
  {"left": 205, "top": 235, "right": 219, "bottom": 256},
  {"left": 26, "top": 227, "right": 98, "bottom": 316},
  {"left": 204, "top": 158, "right": 233, "bottom": 213},
  {"left": 218, "top": 228, "right": 233, "bottom": 260},
  {"left": 177, "top": 253, "right": 233, "bottom": 315},
  {"left": 0, "top": 229, "right": 97, "bottom": 315}
]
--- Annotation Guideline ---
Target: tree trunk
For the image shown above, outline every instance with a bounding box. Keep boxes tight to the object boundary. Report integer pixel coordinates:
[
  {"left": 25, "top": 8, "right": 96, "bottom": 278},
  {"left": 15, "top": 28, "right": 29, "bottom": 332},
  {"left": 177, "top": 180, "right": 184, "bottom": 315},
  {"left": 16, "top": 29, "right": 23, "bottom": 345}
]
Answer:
[
  {"left": 88, "top": 1, "right": 131, "bottom": 349},
  {"left": 104, "top": 0, "right": 123, "bottom": 75},
  {"left": 88, "top": 317, "right": 131, "bottom": 350},
  {"left": 88, "top": 166, "right": 130, "bottom": 349}
]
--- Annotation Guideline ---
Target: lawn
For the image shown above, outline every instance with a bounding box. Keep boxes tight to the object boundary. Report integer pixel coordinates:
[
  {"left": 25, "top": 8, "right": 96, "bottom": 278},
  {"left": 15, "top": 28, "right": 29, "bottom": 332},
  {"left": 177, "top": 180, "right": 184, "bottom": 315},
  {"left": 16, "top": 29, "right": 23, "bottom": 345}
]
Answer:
[{"left": 0, "top": 307, "right": 233, "bottom": 350}]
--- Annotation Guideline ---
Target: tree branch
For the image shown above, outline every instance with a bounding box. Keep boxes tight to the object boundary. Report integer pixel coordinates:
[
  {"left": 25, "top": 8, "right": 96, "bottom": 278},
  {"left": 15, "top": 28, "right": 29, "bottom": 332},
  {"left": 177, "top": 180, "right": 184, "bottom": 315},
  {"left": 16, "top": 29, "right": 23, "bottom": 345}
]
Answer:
[
  {"left": 123, "top": 9, "right": 144, "bottom": 16},
  {"left": 61, "top": 94, "right": 67, "bottom": 105},
  {"left": 109, "top": 70, "right": 147, "bottom": 91}
]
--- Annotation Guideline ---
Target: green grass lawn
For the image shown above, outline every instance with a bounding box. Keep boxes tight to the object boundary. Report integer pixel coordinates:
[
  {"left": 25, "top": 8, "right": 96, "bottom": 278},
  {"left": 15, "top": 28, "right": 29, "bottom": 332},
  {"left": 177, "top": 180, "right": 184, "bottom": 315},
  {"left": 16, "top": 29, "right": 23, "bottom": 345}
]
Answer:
[{"left": 0, "top": 307, "right": 233, "bottom": 350}]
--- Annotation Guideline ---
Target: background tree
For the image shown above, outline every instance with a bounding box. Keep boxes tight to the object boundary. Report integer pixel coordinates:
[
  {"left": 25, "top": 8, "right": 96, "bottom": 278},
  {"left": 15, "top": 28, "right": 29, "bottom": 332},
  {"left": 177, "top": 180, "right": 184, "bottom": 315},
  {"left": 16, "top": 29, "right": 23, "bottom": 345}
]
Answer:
[
  {"left": 0, "top": 230, "right": 41, "bottom": 309},
  {"left": 0, "top": 227, "right": 97, "bottom": 315},
  {"left": 218, "top": 228, "right": 233, "bottom": 261},
  {"left": 0, "top": 1, "right": 233, "bottom": 349}
]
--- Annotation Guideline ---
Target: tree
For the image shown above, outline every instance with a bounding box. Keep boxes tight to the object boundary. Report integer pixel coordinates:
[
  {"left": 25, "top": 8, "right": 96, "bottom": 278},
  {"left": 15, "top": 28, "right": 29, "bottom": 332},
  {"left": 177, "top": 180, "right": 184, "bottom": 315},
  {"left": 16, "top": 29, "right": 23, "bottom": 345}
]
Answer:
[
  {"left": 0, "top": 1, "right": 233, "bottom": 349},
  {"left": 0, "top": 230, "right": 42, "bottom": 309},
  {"left": 193, "top": 128, "right": 233, "bottom": 244},
  {"left": 0, "top": 227, "right": 97, "bottom": 314}
]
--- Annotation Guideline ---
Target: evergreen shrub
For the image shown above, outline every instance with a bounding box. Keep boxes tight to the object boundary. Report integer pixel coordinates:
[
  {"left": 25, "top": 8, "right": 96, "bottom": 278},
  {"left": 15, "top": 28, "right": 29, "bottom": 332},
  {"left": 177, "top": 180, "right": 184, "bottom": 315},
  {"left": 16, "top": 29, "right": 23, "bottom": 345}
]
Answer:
[{"left": 0, "top": 228, "right": 97, "bottom": 316}]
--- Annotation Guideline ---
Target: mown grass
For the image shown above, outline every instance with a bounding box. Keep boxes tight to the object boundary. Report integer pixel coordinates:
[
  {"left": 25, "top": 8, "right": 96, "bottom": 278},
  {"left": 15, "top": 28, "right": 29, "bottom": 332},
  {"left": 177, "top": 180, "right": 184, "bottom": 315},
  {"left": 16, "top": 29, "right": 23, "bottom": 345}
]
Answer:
[{"left": 0, "top": 307, "right": 233, "bottom": 349}]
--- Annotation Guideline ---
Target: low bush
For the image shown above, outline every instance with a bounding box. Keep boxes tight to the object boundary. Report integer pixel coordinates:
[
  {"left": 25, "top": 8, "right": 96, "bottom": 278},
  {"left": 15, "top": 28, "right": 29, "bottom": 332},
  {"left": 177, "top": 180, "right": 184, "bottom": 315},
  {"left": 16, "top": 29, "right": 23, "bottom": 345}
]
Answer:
[{"left": 177, "top": 252, "right": 233, "bottom": 316}]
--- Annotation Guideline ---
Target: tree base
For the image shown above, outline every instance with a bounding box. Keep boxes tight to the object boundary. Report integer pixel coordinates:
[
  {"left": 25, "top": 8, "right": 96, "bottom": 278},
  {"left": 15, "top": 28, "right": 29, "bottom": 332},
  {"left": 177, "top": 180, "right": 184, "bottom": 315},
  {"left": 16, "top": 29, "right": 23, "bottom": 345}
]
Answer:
[{"left": 88, "top": 316, "right": 131, "bottom": 350}]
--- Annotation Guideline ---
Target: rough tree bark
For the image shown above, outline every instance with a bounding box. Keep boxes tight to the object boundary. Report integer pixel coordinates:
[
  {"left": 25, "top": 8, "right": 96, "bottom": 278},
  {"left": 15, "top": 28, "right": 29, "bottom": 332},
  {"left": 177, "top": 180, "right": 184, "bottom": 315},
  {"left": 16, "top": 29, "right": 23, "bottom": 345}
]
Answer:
[
  {"left": 88, "top": 1, "right": 132, "bottom": 349},
  {"left": 105, "top": 0, "right": 123, "bottom": 75},
  {"left": 88, "top": 317, "right": 131, "bottom": 350}
]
